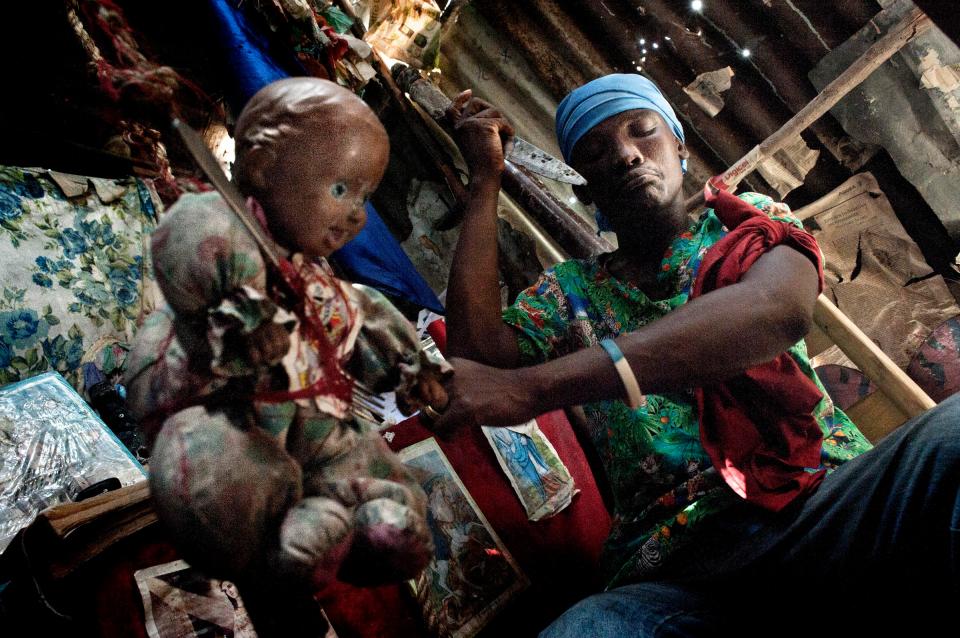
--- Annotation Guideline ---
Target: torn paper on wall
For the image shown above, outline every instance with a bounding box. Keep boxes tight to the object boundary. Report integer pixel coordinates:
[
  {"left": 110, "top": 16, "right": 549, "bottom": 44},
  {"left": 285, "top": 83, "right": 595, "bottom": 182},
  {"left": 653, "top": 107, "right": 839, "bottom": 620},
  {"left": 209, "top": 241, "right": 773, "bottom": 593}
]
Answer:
[
  {"left": 481, "top": 420, "right": 578, "bottom": 521},
  {"left": 755, "top": 135, "right": 820, "bottom": 198},
  {"left": 796, "top": 173, "right": 960, "bottom": 370},
  {"left": 810, "top": 0, "right": 960, "bottom": 238},
  {"left": 682, "top": 67, "right": 734, "bottom": 117},
  {"left": 918, "top": 48, "right": 960, "bottom": 110}
]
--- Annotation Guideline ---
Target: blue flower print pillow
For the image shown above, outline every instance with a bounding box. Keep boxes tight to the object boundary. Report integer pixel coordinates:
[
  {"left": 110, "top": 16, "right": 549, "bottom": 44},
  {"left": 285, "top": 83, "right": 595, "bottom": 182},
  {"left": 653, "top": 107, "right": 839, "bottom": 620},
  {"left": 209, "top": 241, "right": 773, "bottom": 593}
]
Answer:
[{"left": 0, "top": 167, "right": 164, "bottom": 391}]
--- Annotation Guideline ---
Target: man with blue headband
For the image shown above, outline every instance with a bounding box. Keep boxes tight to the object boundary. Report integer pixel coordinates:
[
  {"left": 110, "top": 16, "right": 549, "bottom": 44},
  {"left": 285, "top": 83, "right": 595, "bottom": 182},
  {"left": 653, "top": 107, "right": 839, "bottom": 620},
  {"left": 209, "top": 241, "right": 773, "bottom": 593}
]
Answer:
[{"left": 432, "top": 75, "right": 960, "bottom": 634}]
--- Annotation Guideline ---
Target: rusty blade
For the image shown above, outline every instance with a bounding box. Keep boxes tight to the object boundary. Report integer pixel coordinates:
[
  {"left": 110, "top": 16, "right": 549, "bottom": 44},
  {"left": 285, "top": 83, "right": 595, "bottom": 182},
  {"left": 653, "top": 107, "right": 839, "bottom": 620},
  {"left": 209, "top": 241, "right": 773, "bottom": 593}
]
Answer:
[{"left": 507, "top": 137, "right": 587, "bottom": 185}]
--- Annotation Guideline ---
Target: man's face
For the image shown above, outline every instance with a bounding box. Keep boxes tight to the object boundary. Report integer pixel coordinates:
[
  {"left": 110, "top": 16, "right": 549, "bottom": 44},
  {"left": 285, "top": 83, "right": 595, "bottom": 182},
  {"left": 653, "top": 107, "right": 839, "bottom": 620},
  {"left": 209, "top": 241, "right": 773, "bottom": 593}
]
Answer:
[
  {"left": 570, "top": 109, "right": 687, "bottom": 223},
  {"left": 261, "top": 116, "right": 389, "bottom": 258}
]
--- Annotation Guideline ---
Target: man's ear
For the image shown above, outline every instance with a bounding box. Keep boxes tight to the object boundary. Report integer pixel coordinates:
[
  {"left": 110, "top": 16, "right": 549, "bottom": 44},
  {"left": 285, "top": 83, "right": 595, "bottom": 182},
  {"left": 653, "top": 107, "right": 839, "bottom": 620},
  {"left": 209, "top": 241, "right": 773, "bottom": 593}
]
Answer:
[
  {"left": 678, "top": 142, "right": 690, "bottom": 161},
  {"left": 572, "top": 183, "right": 593, "bottom": 205}
]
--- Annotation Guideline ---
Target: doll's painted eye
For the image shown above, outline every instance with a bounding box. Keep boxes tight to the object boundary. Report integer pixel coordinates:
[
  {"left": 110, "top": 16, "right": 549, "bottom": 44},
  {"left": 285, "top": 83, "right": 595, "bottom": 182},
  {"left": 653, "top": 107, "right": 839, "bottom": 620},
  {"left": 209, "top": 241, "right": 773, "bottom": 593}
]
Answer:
[{"left": 330, "top": 182, "right": 348, "bottom": 199}]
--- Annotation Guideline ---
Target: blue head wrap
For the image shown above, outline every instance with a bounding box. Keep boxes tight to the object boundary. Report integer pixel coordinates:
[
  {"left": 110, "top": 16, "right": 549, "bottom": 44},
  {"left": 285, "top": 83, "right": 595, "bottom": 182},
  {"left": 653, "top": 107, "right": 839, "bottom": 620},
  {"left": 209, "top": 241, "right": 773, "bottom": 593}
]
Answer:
[{"left": 556, "top": 74, "right": 686, "bottom": 232}]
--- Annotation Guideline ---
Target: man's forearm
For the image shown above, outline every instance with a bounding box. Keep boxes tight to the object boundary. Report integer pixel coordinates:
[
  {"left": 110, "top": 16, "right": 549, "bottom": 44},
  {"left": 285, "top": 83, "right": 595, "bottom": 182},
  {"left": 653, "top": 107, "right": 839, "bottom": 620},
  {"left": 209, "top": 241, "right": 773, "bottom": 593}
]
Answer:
[
  {"left": 445, "top": 175, "right": 521, "bottom": 367},
  {"left": 527, "top": 247, "right": 818, "bottom": 412}
]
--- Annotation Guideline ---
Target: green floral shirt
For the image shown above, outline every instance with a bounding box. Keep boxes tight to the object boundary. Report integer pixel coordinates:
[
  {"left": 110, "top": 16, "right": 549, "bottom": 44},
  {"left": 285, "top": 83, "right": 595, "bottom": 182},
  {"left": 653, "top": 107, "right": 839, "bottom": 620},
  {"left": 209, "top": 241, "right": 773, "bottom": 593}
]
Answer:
[{"left": 502, "top": 193, "right": 873, "bottom": 587}]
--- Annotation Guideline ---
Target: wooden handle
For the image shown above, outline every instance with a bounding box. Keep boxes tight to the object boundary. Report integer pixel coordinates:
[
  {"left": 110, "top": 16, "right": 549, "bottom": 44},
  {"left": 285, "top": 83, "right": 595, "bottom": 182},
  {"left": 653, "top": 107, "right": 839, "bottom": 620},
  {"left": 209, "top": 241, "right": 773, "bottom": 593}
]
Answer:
[{"left": 40, "top": 480, "right": 151, "bottom": 539}]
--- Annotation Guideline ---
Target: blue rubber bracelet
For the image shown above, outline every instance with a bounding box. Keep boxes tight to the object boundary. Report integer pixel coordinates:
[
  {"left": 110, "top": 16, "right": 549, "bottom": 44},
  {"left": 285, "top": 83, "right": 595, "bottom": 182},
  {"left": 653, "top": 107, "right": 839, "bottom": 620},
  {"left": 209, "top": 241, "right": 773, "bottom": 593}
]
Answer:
[{"left": 600, "top": 338, "right": 643, "bottom": 409}]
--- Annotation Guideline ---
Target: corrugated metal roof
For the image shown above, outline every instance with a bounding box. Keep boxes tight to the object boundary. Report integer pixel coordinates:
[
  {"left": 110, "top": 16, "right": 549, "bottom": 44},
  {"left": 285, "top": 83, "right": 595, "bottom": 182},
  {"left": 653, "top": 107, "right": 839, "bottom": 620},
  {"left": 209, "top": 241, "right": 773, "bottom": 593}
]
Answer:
[{"left": 438, "top": 0, "right": 959, "bottom": 271}]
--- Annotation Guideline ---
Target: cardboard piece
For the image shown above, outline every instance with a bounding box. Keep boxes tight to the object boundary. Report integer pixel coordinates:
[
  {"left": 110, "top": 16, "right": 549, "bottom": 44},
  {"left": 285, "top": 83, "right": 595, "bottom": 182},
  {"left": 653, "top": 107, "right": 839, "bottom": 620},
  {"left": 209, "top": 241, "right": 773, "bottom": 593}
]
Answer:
[
  {"left": 796, "top": 173, "right": 960, "bottom": 370},
  {"left": 682, "top": 66, "right": 734, "bottom": 117}
]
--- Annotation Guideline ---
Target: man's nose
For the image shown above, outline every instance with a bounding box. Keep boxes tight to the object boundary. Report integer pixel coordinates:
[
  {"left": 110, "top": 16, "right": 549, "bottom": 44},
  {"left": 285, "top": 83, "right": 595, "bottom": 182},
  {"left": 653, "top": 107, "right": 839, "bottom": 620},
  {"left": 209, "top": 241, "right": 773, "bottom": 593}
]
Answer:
[{"left": 614, "top": 138, "right": 643, "bottom": 168}]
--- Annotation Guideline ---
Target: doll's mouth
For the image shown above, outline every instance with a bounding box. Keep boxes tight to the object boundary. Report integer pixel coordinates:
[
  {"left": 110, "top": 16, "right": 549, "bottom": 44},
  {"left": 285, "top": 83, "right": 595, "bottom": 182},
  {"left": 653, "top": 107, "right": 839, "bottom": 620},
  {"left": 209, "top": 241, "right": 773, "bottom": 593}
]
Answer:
[{"left": 325, "top": 227, "right": 349, "bottom": 250}]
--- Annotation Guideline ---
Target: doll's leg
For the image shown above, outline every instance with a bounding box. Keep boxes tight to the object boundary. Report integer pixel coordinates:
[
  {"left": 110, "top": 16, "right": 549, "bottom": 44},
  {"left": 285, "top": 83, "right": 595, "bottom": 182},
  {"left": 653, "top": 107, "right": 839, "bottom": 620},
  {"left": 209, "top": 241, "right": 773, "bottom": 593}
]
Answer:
[
  {"left": 296, "top": 417, "right": 433, "bottom": 585},
  {"left": 273, "top": 495, "right": 356, "bottom": 589},
  {"left": 330, "top": 477, "right": 434, "bottom": 585},
  {"left": 148, "top": 405, "right": 303, "bottom": 581}
]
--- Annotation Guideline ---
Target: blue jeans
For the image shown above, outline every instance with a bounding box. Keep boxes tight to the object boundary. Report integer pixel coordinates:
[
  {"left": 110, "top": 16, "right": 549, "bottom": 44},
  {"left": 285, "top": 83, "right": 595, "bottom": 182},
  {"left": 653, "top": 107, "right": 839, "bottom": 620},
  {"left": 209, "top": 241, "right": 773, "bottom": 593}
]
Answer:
[{"left": 542, "top": 393, "right": 960, "bottom": 637}]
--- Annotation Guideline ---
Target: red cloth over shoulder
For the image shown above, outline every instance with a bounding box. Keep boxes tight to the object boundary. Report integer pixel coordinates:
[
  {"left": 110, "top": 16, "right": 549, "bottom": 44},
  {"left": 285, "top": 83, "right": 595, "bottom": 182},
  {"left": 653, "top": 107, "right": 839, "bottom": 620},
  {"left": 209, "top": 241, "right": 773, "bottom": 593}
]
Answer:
[{"left": 691, "top": 189, "right": 826, "bottom": 511}]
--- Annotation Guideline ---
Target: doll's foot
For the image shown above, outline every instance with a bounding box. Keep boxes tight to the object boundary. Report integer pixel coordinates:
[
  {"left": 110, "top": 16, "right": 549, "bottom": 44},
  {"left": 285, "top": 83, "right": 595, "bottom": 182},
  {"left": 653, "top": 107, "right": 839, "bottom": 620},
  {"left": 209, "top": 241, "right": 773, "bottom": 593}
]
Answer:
[
  {"left": 276, "top": 496, "right": 355, "bottom": 589},
  {"left": 338, "top": 498, "right": 434, "bottom": 585}
]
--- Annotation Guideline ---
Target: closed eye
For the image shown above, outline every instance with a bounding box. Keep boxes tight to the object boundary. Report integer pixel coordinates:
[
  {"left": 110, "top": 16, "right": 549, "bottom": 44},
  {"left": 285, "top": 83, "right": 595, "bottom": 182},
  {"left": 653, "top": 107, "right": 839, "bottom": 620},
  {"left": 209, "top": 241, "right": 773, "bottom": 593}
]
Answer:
[{"left": 630, "top": 123, "right": 657, "bottom": 137}]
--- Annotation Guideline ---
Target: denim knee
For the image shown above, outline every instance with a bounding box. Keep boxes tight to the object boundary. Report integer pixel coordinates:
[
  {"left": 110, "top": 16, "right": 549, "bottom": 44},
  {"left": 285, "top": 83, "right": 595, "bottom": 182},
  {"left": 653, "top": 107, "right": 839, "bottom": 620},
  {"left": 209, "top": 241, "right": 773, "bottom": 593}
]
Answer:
[
  {"left": 899, "top": 392, "right": 960, "bottom": 464},
  {"left": 539, "top": 583, "right": 722, "bottom": 638}
]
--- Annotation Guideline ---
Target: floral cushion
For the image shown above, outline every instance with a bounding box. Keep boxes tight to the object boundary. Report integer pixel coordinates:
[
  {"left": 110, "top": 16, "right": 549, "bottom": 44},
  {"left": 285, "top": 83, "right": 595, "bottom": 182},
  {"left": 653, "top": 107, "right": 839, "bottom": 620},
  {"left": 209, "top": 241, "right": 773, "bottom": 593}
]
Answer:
[{"left": 0, "top": 166, "right": 163, "bottom": 391}]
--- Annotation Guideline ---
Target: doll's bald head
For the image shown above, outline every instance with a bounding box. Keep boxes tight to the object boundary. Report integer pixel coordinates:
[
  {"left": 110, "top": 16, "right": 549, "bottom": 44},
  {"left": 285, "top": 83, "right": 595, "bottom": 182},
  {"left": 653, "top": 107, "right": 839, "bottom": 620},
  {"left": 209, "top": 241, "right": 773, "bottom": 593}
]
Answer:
[{"left": 233, "top": 77, "right": 390, "bottom": 256}]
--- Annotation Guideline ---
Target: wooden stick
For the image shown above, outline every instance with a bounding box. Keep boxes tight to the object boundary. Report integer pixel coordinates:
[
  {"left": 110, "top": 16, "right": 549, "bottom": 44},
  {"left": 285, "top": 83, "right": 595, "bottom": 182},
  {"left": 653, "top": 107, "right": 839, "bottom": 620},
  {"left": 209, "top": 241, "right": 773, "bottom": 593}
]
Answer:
[
  {"left": 392, "top": 65, "right": 612, "bottom": 257},
  {"left": 39, "top": 481, "right": 152, "bottom": 540},
  {"left": 31, "top": 481, "right": 158, "bottom": 579},
  {"left": 685, "top": 6, "right": 932, "bottom": 210},
  {"left": 813, "top": 295, "right": 936, "bottom": 417}
]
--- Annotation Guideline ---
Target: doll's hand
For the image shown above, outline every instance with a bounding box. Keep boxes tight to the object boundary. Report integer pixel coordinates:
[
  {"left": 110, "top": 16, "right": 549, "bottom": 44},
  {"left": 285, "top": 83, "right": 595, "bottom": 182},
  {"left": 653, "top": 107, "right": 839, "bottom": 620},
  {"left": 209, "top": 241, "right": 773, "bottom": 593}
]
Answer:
[{"left": 241, "top": 321, "right": 291, "bottom": 367}]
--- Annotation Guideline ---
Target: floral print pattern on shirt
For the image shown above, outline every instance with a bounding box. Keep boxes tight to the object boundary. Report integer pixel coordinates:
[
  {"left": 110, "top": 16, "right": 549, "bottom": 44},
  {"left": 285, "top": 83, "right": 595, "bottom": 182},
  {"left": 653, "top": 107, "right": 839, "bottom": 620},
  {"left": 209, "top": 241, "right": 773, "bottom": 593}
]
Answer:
[{"left": 502, "top": 192, "right": 873, "bottom": 587}]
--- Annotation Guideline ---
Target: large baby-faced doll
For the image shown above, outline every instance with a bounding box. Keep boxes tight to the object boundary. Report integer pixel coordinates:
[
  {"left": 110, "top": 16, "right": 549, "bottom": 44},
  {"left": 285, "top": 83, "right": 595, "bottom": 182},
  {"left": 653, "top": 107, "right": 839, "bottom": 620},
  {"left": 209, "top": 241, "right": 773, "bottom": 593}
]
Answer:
[{"left": 125, "top": 78, "right": 447, "bottom": 601}]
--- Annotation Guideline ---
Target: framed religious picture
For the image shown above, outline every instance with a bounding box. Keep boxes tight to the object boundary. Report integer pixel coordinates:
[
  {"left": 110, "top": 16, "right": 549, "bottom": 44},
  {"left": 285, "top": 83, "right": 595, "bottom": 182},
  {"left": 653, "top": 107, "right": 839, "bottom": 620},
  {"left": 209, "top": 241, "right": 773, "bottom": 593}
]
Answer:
[{"left": 399, "top": 438, "right": 528, "bottom": 638}]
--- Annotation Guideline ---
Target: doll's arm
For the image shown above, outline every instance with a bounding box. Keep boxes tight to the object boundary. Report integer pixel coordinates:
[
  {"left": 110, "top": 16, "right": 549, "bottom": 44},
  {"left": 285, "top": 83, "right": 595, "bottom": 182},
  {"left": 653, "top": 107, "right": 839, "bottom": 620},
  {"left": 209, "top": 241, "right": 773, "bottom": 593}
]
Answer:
[
  {"left": 345, "top": 284, "right": 451, "bottom": 407},
  {"left": 150, "top": 194, "right": 293, "bottom": 377}
]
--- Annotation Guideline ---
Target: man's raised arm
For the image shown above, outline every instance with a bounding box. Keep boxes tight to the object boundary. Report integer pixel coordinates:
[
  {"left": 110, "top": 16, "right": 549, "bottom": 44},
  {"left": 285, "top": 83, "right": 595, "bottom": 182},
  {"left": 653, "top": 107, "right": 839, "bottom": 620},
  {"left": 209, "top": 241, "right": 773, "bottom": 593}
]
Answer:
[{"left": 443, "top": 90, "right": 522, "bottom": 368}]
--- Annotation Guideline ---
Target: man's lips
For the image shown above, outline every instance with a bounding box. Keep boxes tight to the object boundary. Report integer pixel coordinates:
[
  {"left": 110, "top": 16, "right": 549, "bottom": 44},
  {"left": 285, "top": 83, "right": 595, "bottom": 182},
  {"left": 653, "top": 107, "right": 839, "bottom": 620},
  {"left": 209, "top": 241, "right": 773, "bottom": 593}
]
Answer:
[{"left": 619, "top": 170, "right": 660, "bottom": 190}]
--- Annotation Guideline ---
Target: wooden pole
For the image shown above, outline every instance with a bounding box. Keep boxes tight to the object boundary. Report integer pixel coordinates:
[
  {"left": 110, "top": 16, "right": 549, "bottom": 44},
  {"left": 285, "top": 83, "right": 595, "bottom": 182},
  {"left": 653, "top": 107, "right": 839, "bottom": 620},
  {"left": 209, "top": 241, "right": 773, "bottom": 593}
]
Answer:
[
  {"left": 685, "top": 6, "right": 932, "bottom": 210},
  {"left": 502, "top": 164, "right": 610, "bottom": 259},
  {"left": 814, "top": 295, "right": 936, "bottom": 416}
]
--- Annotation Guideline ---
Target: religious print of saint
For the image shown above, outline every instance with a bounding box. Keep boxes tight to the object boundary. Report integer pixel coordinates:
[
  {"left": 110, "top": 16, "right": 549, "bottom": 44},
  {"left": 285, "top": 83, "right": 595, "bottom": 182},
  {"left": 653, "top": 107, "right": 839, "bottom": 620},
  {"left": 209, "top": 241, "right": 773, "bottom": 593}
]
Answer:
[
  {"left": 482, "top": 420, "right": 579, "bottom": 521},
  {"left": 399, "top": 438, "right": 528, "bottom": 638}
]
